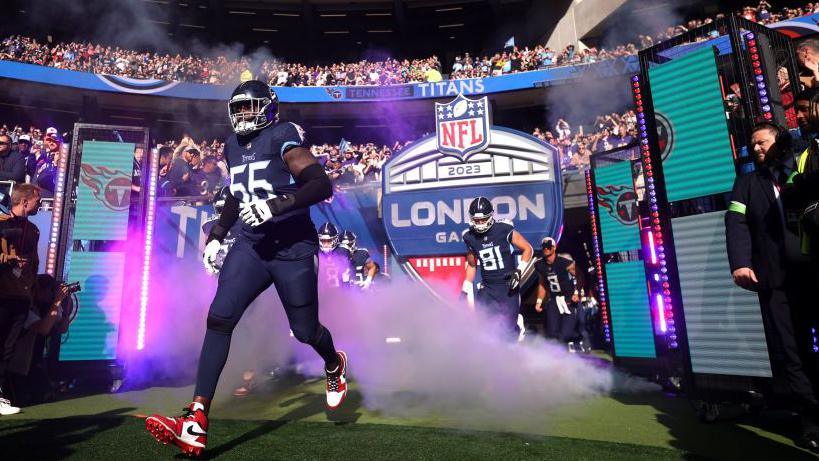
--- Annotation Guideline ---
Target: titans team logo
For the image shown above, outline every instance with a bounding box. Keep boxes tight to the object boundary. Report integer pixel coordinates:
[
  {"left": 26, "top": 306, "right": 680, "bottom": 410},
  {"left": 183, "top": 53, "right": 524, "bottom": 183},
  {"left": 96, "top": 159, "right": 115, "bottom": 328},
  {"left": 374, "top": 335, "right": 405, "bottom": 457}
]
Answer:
[
  {"left": 325, "top": 87, "right": 343, "bottom": 99},
  {"left": 596, "top": 185, "right": 638, "bottom": 225},
  {"left": 435, "top": 94, "right": 491, "bottom": 161},
  {"left": 80, "top": 164, "right": 132, "bottom": 212},
  {"left": 654, "top": 111, "right": 674, "bottom": 162},
  {"left": 96, "top": 75, "right": 180, "bottom": 94}
]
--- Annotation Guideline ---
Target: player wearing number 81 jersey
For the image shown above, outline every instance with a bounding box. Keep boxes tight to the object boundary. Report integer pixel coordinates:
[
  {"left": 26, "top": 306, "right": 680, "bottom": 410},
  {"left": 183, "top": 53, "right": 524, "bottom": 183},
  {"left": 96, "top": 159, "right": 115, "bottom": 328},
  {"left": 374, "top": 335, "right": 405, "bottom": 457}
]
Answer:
[{"left": 461, "top": 196, "right": 533, "bottom": 337}]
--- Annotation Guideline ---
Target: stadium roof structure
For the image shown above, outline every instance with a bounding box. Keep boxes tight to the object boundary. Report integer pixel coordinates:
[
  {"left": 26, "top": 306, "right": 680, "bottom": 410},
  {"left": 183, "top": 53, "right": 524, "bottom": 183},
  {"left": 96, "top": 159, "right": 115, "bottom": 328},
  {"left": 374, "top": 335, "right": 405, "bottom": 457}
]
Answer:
[{"left": 0, "top": 0, "right": 568, "bottom": 64}]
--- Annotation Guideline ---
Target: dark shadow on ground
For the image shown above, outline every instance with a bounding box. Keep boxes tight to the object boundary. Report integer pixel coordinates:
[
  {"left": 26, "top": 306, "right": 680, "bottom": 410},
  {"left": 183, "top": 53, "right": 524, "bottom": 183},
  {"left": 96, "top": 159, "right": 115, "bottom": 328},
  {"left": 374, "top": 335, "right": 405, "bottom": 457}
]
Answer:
[
  {"left": 194, "top": 375, "right": 363, "bottom": 459},
  {"left": 612, "top": 392, "right": 818, "bottom": 460},
  {"left": 0, "top": 407, "right": 136, "bottom": 460}
]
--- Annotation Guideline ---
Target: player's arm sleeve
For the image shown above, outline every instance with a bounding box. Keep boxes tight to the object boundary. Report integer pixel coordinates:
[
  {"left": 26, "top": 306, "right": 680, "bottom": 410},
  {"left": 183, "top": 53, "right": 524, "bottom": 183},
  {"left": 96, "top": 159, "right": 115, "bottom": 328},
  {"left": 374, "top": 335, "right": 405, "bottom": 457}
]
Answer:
[
  {"left": 725, "top": 175, "right": 753, "bottom": 272},
  {"left": 274, "top": 142, "right": 332, "bottom": 215},
  {"left": 206, "top": 192, "right": 240, "bottom": 244}
]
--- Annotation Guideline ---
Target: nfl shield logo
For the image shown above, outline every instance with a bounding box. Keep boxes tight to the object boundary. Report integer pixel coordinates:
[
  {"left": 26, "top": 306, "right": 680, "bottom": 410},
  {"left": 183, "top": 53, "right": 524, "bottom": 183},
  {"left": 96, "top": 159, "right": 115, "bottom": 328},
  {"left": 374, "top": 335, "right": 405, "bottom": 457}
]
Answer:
[{"left": 435, "top": 94, "right": 492, "bottom": 161}]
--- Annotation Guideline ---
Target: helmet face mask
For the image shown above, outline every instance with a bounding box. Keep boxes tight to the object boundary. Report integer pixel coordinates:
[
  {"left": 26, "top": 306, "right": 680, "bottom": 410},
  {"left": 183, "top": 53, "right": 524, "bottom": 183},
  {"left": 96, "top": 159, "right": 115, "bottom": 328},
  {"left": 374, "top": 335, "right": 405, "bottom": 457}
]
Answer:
[
  {"left": 339, "top": 230, "right": 357, "bottom": 252},
  {"left": 319, "top": 235, "right": 339, "bottom": 253},
  {"left": 228, "top": 81, "right": 278, "bottom": 135},
  {"left": 318, "top": 223, "right": 339, "bottom": 253},
  {"left": 468, "top": 197, "right": 495, "bottom": 233}
]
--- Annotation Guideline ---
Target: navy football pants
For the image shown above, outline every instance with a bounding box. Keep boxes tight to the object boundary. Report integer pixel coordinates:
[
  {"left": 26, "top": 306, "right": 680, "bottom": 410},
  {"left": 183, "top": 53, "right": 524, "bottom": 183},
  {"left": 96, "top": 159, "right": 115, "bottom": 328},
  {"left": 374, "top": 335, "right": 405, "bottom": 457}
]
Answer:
[
  {"left": 194, "top": 239, "right": 337, "bottom": 400},
  {"left": 477, "top": 283, "right": 520, "bottom": 337}
]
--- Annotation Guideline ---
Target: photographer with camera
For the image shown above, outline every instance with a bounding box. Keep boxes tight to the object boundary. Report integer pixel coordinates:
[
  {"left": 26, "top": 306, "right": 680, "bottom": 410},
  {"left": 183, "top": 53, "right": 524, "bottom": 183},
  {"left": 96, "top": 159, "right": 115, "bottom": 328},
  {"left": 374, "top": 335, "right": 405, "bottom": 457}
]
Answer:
[
  {"left": 7, "top": 275, "right": 77, "bottom": 406},
  {"left": 0, "top": 184, "right": 41, "bottom": 415}
]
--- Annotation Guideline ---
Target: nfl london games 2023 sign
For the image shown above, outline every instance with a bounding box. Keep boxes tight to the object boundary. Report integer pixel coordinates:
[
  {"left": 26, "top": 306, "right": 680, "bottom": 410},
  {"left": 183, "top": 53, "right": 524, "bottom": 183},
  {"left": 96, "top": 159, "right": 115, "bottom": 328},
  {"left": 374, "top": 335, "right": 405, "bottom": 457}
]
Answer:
[{"left": 382, "top": 94, "right": 563, "bottom": 291}]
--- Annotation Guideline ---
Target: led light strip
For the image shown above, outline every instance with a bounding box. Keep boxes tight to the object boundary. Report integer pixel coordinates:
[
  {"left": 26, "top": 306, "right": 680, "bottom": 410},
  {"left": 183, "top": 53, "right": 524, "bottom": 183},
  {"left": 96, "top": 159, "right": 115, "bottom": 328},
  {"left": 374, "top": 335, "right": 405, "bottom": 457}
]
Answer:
[
  {"left": 633, "top": 74, "right": 677, "bottom": 349},
  {"left": 46, "top": 149, "right": 69, "bottom": 276},
  {"left": 585, "top": 170, "right": 611, "bottom": 343},
  {"left": 743, "top": 32, "right": 773, "bottom": 121},
  {"left": 137, "top": 147, "right": 160, "bottom": 351}
]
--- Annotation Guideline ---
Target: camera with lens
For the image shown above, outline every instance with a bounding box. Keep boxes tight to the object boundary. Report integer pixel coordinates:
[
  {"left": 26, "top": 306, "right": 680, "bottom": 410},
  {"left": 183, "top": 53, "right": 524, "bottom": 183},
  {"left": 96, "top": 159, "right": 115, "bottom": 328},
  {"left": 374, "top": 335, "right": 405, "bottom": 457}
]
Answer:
[{"left": 65, "top": 281, "right": 81, "bottom": 294}]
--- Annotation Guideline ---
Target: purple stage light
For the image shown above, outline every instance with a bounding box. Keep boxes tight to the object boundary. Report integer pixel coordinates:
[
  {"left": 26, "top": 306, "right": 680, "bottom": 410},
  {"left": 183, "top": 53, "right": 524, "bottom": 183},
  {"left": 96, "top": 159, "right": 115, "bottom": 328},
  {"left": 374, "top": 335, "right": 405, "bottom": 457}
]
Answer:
[
  {"left": 647, "top": 229, "right": 657, "bottom": 264},
  {"left": 137, "top": 147, "right": 160, "bottom": 351},
  {"left": 655, "top": 294, "right": 667, "bottom": 333}
]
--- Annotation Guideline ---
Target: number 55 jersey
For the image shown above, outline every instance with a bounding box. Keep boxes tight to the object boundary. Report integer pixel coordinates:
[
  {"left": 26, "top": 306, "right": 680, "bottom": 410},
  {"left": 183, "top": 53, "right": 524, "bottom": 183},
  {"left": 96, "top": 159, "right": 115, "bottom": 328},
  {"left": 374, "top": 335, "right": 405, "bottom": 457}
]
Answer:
[{"left": 223, "top": 120, "right": 318, "bottom": 259}]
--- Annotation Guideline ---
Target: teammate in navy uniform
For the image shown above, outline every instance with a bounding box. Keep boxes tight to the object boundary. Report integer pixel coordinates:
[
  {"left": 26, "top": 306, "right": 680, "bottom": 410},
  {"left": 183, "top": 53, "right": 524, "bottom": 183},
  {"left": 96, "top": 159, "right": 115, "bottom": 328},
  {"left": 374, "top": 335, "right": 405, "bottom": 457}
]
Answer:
[
  {"left": 461, "top": 197, "right": 533, "bottom": 336},
  {"left": 339, "top": 230, "right": 378, "bottom": 290},
  {"left": 200, "top": 186, "right": 239, "bottom": 273},
  {"left": 146, "top": 81, "right": 348, "bottom": 457},
  {"left": 534, "top": 237, "right": 579, "bottom": 349},
  {"left": 318, "top": 222, "right": 349, "bottom": 288}
]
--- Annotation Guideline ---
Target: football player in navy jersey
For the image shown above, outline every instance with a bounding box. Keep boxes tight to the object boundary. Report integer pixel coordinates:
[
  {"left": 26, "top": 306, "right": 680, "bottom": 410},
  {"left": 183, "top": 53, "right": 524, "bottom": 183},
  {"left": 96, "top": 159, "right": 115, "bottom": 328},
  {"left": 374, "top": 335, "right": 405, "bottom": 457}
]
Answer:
[
  {"left": 146, "top": 81, "right": 347, "bottom": 457},
  {"left": 534, "top": 237, "right": 579, "bottom": 349},
  {"left": 200, "top": 186, "right": 239, "bottom": 273},
  {"left": 461, "top": 197, "right": 534, "bottom": 337},
  {"left": 339, "top": 230, "right": 378, "bottom": 290},
  {"left": 317, "top": 222, "right": 349, "bottom": 288}
]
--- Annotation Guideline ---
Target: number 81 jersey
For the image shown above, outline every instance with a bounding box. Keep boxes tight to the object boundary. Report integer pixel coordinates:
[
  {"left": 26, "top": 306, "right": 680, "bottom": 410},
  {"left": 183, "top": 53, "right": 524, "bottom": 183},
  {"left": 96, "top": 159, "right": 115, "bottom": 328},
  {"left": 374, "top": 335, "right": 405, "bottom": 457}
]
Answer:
[{"left": 462, "top": 219, "right": 516, "bottom": 285}]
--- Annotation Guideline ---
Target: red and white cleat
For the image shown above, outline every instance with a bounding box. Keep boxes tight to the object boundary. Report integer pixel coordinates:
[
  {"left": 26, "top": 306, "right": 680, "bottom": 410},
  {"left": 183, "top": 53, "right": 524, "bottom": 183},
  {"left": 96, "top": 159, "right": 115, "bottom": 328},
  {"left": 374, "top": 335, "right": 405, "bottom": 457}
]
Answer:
[
  {"left": 325, "top": 351, "right": 348, "bottom": 410},
  {"left": 145, "top": 402, "right": 208, "bottom": 457}
]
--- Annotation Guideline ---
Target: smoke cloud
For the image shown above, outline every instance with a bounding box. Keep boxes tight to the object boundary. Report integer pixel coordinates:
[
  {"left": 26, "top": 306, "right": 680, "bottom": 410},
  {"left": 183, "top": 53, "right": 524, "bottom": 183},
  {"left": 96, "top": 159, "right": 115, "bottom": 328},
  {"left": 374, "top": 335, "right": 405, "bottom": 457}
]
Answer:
[{"left": 124, "top": 245, "right": 657, "bottom": 427}]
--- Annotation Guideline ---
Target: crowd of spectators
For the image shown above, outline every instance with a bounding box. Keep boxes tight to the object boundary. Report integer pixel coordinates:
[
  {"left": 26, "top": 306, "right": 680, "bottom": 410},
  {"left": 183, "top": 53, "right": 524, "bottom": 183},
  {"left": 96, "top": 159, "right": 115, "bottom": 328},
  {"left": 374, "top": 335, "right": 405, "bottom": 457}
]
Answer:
[
  {"left": 0, "top": 124, "right": 68, "bottom": 199},
  {"left": 152, "top": 136, "right": 409, "bottom": 197},
  {"left": 3, "top": 2, "right": 817, "bottom": 86},
  {"left": 0, "top": 109, "right": 635, "bottom": 205},
  {"left": 532, "top": 110, "right": 639, "bottom": 170}
]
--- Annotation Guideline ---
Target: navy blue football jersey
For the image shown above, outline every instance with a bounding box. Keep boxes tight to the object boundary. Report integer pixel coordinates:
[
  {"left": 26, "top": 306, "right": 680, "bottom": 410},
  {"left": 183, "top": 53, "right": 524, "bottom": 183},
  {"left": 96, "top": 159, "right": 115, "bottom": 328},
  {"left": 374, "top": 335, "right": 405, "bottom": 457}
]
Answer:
[
  {"left": 224, "top": 121, "right": 318, "bottom": 256},
  {"left": 319, "top": 247, "right": 349, "bottom": 288},
  {"left": 462, "top": 220, "right": 516, "bottom": 284},
  {"left": 349, "top": 248, "right": 372, "bottom": 284},
  {"left": 534, "top": 256, "right": 574, "bottom": 297}
]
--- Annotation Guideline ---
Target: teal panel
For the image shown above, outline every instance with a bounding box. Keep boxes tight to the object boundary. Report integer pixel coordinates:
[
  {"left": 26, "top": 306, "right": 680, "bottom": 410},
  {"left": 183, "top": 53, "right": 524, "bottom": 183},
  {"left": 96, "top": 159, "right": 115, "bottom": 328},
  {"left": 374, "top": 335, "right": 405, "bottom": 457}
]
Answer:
[
  {"left": 74, "top": 141, "right": 135, "bottom": 240},
  {"left": 671, "top": 212, "right": 772, "bottom": 377},
  {"left": 594, "top": 162, "right": 640, "bottom": 253},
  {"left": 60, "top": 251, "right": 125, "bottom": 361},
  {"left": 605, "top": 260, "right": 656, "bottom": 358},
  {"left": 649, "top": 47, "right": 736, "bottom": 202}
]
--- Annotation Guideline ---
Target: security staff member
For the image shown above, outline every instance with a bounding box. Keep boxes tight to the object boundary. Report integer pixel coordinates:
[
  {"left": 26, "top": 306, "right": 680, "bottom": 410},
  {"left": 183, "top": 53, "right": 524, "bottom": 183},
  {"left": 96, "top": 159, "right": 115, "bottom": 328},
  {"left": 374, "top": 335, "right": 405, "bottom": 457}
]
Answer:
[{"left": 725, "top": 122, "right": 819, "bottom": 451}]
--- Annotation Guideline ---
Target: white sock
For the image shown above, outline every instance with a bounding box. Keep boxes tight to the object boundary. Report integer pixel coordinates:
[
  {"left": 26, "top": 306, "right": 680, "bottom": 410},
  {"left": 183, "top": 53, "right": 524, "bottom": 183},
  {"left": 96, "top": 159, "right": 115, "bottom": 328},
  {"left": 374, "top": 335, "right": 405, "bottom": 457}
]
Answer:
[{"left": 191, "top": 402, "right": 206, "bottom": 412}]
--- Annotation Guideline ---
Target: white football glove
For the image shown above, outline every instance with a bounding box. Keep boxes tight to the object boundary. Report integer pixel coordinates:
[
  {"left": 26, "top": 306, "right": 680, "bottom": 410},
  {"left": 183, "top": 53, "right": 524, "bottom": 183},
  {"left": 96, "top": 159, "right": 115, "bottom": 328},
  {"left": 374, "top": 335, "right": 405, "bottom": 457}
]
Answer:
[
  {"left": 239, "top": 199, "right": 274, "bottom": 227},
  {"left": 203, "top": 240, "right": 222, "bottom": 275},
  {"left": 461, "top": 280, "right": 475, "bottom": 309},
  {"left": 357, "top": 277, "right": 373, "bottom": 290},
  {"left": 556, "top": 295, "right": 571, "bottom": 315}
]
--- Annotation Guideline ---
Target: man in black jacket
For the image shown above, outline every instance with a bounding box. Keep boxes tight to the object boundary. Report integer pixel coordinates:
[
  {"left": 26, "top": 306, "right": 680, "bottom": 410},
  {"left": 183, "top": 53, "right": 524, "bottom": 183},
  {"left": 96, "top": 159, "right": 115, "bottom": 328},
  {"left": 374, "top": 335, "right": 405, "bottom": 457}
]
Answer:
[
  {"left": 725, "top": 122, "right": 819, "bottom": 451},
  {"left": 0, "top": 133, "right": 25, "bottom": 184},
  {"left": 0, "top": 184, "right": 41, "bottom": 416}
]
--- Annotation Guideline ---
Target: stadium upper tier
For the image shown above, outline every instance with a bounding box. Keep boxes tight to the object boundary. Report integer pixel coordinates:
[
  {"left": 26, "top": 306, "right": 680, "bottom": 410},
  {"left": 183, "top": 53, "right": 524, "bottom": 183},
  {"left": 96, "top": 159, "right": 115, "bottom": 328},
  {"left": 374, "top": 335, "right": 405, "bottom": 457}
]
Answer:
[{"left": 0, "top": 7, "right": 816, "bottom": 103}]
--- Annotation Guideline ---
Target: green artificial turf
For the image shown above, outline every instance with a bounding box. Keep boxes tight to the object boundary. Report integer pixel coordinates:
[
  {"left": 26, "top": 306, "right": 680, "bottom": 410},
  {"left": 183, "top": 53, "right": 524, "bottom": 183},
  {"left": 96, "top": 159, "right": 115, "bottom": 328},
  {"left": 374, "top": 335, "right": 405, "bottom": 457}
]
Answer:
[
  {"left": 0, "top": 417, "right": 693, "bottom": 460},
  {"left": 1, "top": 377, "right": 816, "bottom": 460}
]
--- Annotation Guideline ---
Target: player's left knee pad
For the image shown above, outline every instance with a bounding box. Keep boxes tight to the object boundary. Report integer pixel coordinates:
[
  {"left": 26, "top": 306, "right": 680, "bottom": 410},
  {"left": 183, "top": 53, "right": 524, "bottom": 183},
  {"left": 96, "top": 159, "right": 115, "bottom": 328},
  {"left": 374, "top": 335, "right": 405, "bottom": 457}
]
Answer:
[
  {"left": 206, "top": 314, "right": 237, "bottom": 335},
  {"left": 294, "top": 324, "right": 326, "bottom": 346}
]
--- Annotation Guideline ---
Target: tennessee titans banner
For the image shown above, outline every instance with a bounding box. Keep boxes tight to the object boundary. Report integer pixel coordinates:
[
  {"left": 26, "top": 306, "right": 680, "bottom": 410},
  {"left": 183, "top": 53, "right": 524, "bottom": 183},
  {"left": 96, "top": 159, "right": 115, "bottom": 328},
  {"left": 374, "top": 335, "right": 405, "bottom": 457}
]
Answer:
[
  {"left": 73, "top": 141, "right": 136, "bottom": 241},
  {"left": 154, "top": 203, "right": 215, "bottom": 261},
  {"left": 768, "top": 12, "right": 819, "bottom": 37},
  {"left": 0, "top": 57, "right": 639, "bottom": 103},
  {"left": 593, "top": 161, "right": 640, "bottom": 253}
]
